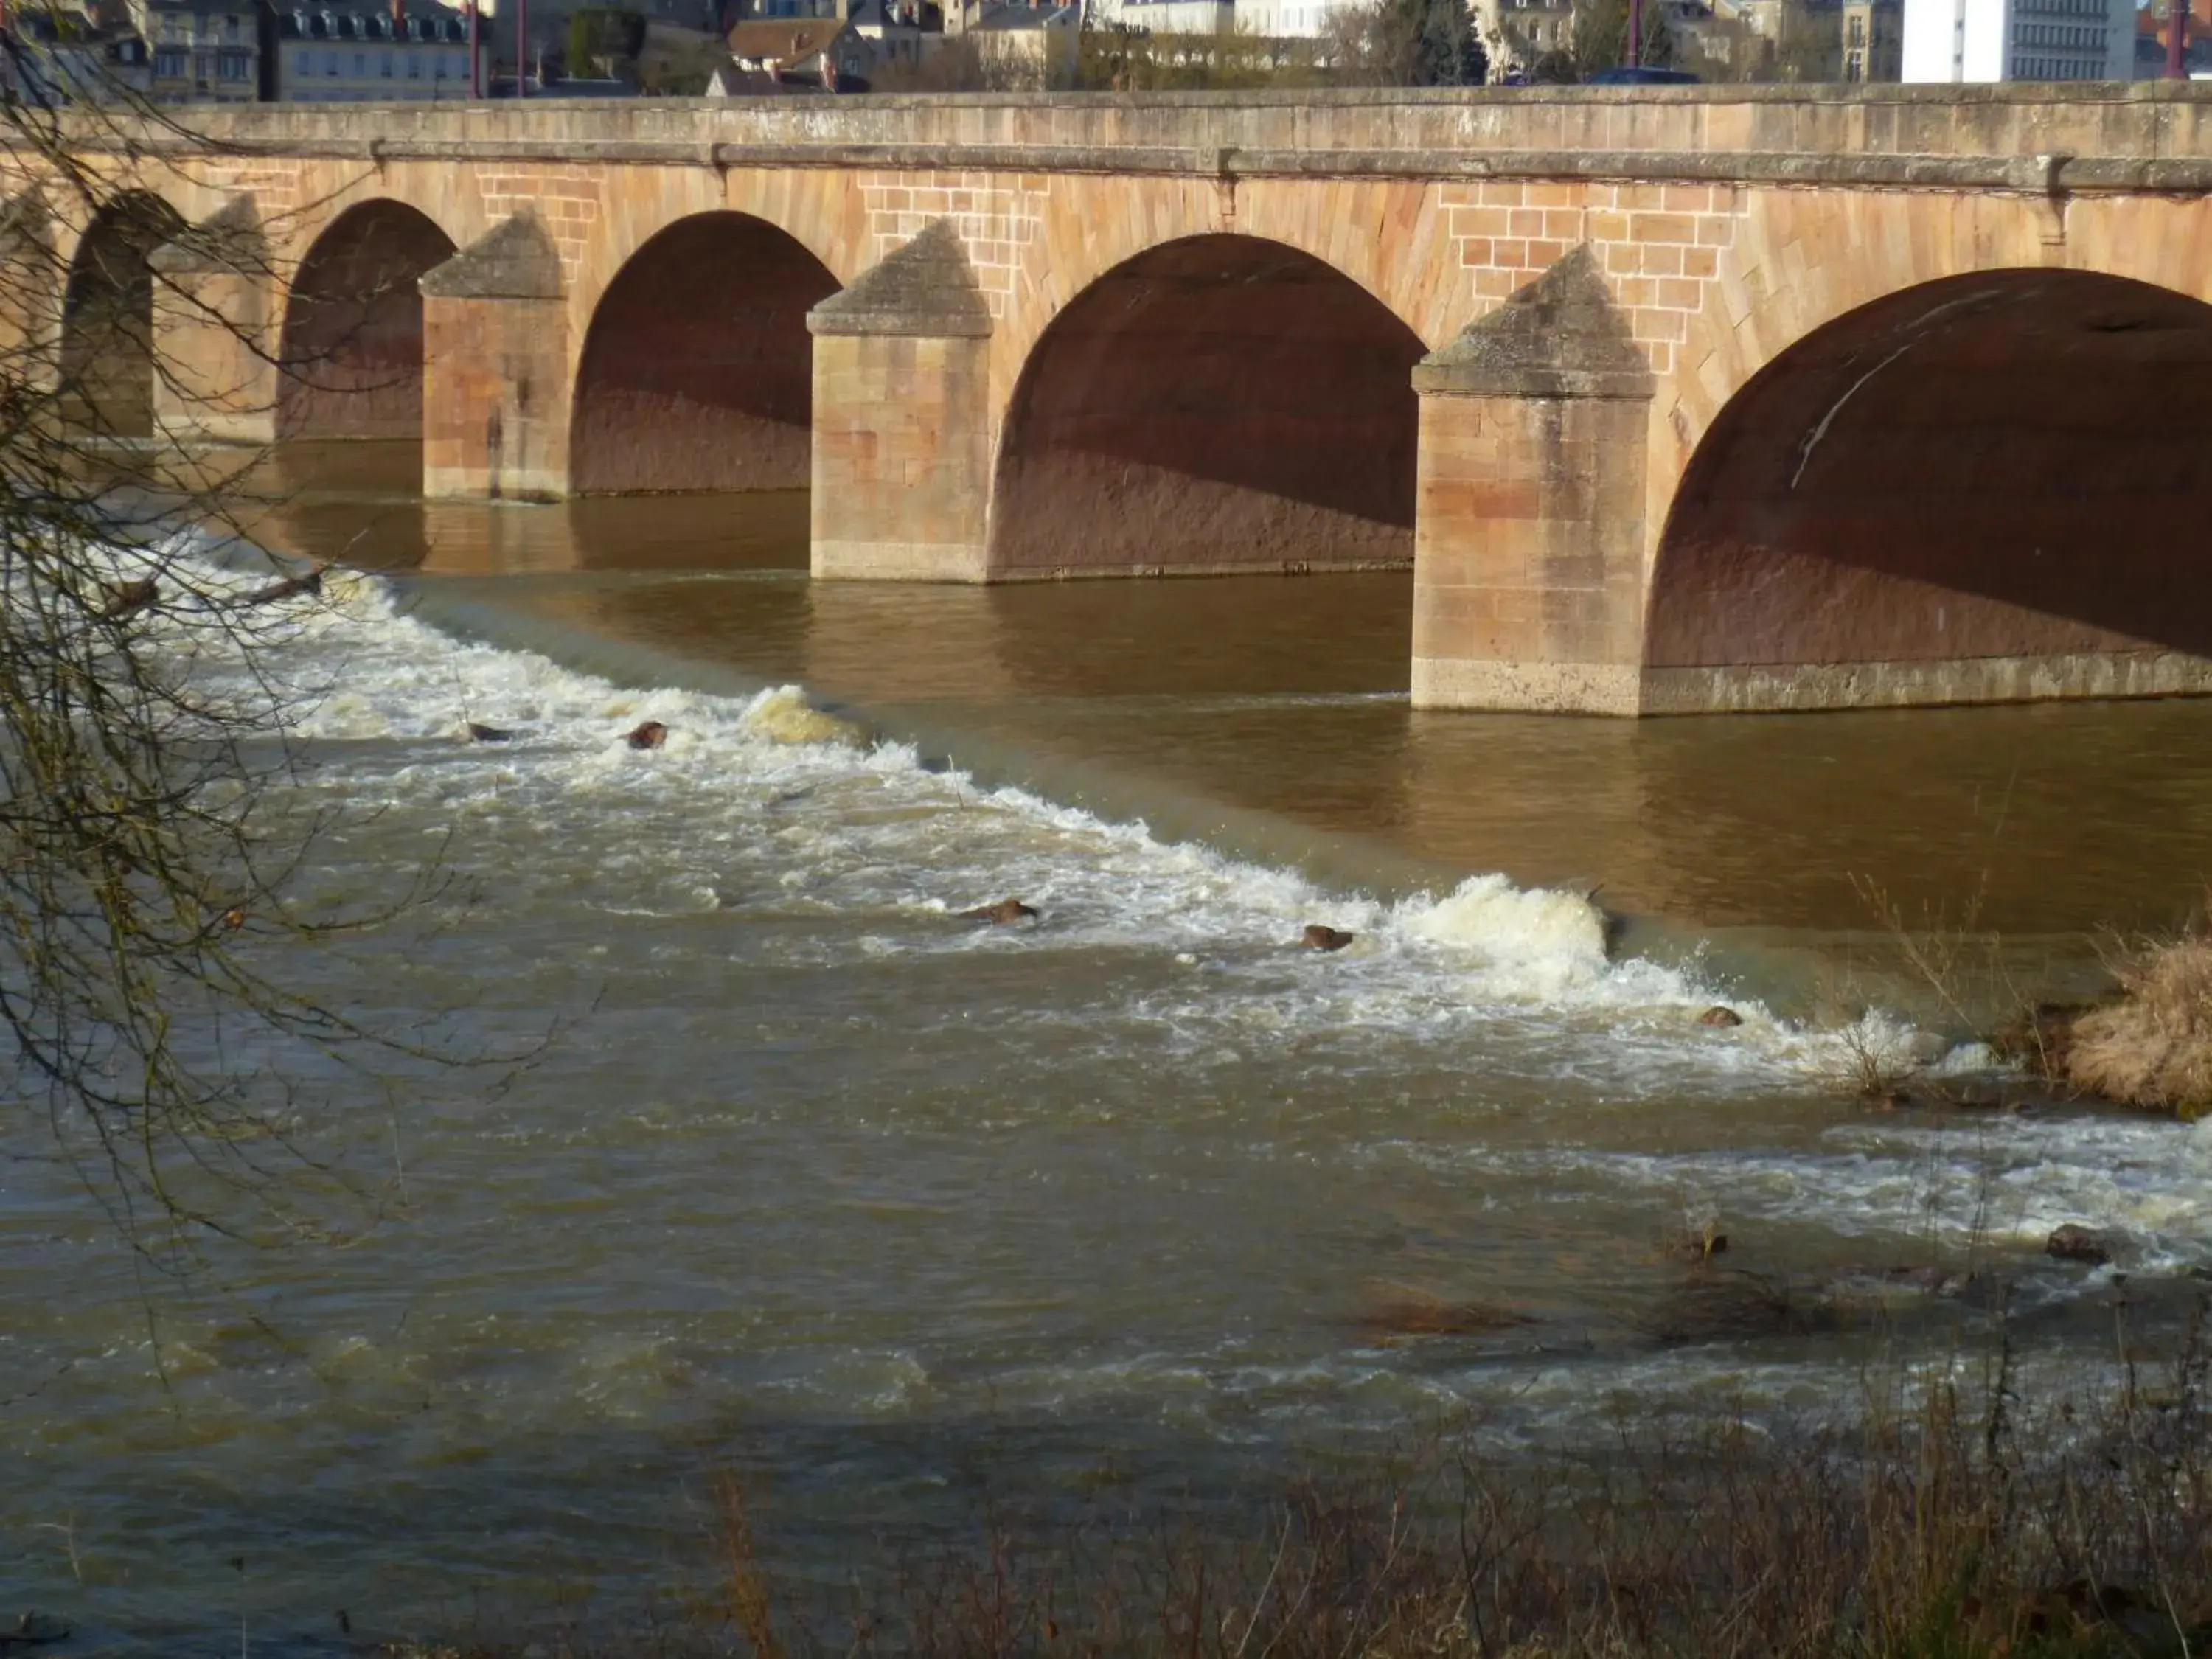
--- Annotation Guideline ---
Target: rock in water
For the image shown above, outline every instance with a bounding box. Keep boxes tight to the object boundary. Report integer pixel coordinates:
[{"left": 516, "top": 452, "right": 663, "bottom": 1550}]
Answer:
[
  {"left": 99, "top": 577, "right": 159, "bottom": 622},
  {"left": 467, "top": 722, "right": 515, "bottom": 744},
  {"left": 243, "top": 564, "right": 324, "bottom": 605},
  {"left": 2046, "top": 1223, "right": 2112, "bottom": 1266},
  {"left": 625, "top": 720, "right": 668, "bottom": 751},
  {"left": 1698, "top": 1005, "right": 1744, "bottom": 1028},
  {"left": 959, "top": 899, "right": 1037, "bottom": 925},
  {"left": 1302, "top": 925, "right": 1355, "bottom": 953}
]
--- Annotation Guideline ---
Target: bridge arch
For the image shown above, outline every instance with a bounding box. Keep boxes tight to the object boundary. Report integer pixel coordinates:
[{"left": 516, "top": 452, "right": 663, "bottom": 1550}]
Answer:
[
  {"left": 987, "top": 233, "right": 1427, "bottom": 577},
  {"left": 1647, "top": 268, "right": 2212, "bottom": 693},
  {"left": 278, "top": 199, "right": 457, "bottom": 440},
  {"left": 59, "top": 191, "right": 184, "bottom": 436},
  {"left": 569, "top": 210, "right": 838, "bottom": 495}
]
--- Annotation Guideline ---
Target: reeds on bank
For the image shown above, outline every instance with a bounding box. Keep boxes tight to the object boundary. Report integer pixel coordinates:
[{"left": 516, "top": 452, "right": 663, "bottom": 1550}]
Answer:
[
  {"left": 2066, "top": 935, "right": 2212, "bottom": 1120},
  {"left": 387, "top": 1293, "right": 2212, "bottom": 1659}
]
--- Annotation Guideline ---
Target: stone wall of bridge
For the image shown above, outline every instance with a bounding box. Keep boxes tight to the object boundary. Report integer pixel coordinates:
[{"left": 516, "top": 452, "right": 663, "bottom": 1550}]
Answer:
[{"left": 13, "top": 86, "right": 2212, "bottom": 712}]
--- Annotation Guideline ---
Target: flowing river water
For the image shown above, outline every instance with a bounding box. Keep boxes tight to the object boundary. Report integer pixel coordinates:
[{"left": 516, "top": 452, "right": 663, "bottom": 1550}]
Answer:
[{"left": 7, "top": 440, "right": 2212, "bottom": 1654}]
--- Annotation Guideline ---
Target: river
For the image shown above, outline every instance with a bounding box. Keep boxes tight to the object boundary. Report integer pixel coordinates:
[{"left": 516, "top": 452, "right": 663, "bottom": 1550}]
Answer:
[{"left": 4, "top": 440, "right": 2211, "bottom": 1655}]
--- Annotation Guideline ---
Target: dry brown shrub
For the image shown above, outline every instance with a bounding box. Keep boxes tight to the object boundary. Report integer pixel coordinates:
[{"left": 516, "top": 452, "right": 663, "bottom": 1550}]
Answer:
[{"left": 2067, "top": 935, "right": 2212, "bottom": 1119}]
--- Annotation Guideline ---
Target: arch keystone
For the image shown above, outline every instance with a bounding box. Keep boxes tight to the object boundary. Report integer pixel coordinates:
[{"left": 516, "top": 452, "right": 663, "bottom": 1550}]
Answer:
[
  {"left": 421, "top": 212, "right": 569, "bottom": 501},
  {"left": 810, "top": 220, "right": 993, "bottom": 582},
  {"left": 1411, "top": 245, "right": 1655, "bottom": 715}
]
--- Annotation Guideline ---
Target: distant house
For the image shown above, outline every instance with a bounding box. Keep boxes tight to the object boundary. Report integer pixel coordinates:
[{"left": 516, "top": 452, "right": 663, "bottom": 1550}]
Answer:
[
  {"left": 1082, "top": 0, "right": 1229, "bottom": 32},
  {"left": 268, "top": 2, "right": 477, "bottom": 99},
  {"left": 844, "top": 0, "right": 936, "bottom": 68},
  {"left": 955, "top": 0, "right": 1077, "bottom": 84},
  {"left": 726, "top": 13, "right": 873, "bottom": 79},
  {"left": 2, "top": 10, "right": 153, "bottom": 102},
  {"left": 133, "top": 0, "right": 260, "bottom": 101}
]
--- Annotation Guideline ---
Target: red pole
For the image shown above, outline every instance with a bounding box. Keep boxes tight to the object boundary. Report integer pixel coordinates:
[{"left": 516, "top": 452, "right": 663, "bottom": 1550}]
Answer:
[
  {"left": 2168, "top": 0, "right": 2186, "bottom": 77},
  {"left": 1627, "top": 0, "right": 1641, "bottom": 63}
]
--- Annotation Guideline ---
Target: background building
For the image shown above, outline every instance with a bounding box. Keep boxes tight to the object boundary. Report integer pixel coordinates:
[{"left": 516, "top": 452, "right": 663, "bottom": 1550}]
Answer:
[
  {"left": 1841, "top": 0, "right": 1900, "bottom": 74},
  {"left": 1901, "top": 0, "right": 2132, "bottom": 80},
  {"left": 268, "top": 2, "right": 476, "bottom": 100},
  {"left": 2, "top": 10, "right": 153, "bottom": 102},
  {"left": 133, "top": 0, "right": 260, "bottom": 100}
]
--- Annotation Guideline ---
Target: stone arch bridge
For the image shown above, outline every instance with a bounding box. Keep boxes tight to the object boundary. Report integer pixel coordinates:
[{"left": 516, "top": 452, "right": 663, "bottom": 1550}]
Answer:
[{"left": 14, "top": 86, "right": 2212, "bottom": 715}]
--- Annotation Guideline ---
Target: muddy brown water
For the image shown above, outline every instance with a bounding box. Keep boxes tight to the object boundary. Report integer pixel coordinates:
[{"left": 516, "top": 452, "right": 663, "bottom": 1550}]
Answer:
[{"left": 4, "top": 439, "right": 2210, "bottom": 1655}]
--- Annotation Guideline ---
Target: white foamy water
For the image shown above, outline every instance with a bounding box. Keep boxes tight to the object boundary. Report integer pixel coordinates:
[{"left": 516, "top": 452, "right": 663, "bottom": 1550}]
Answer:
[{"left": 4, "top": 552, "right": 2209, "bottom": 1654}]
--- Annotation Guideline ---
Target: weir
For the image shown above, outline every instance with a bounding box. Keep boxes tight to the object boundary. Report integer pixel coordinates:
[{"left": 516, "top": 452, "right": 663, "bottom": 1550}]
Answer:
[{"left": 22, "top": 84, "right": 2212, "bottom": 713}]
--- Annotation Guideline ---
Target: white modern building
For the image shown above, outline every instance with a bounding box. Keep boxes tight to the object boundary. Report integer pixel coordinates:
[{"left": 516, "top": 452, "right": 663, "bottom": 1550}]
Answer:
[
  {"left": 1082, "top": 0, "right": 1363, "bottom": 37},
  {"left": 269, "top": 4, "right": 477, "bottom": 100},
  {"left": 1901, "top": 0, "right": 2131, "bottom": 80}
]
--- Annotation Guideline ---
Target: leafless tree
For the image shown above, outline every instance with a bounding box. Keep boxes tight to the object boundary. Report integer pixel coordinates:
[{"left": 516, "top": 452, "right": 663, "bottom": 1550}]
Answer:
[{"left": 0, "top": 17, "right": 494, "bottom": 1284}]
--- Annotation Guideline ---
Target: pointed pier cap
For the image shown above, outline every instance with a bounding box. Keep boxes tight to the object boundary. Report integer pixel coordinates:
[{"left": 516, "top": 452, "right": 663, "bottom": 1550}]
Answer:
[
  {"left": 419, "top": 211, "right": 563, "bottom": 301},
  {"left": 149, "top": 195, "right": 263, "bottom": 275},
  {"left": 809, "top": 218, "right": 991, "bottom": 339},
  {"left": 1414, "top": 246, "right": 1654, "bottom": 401}
]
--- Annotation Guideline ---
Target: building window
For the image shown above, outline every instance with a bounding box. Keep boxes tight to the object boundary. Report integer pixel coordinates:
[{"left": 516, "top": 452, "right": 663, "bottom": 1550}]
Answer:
[
  {"left": 381, "top": 49, "right": 393, "bottom": 72},
  {"left": 218, "top": 47, "right": 248, "bottom": 75},
  {"left": 1846, "top": 46, "right": 1863, "bottom": 74},
  {"left": 1847, "top": 13, "right": 1863, "bottom": 41},
  {"left": 326, "top": 47, "right": 339, "bottom": 72},
  {"left": 155, "top": 46, "right": 187, "bottom": 74},
  {"left": 434, "top": 49, "right": 447, "bottom": 74},
  {"left": 407, "top": 52, "right": 421, "bottom": 74},
  {"left": 352, "top": 50, "right": 365, "bottom": 72}
]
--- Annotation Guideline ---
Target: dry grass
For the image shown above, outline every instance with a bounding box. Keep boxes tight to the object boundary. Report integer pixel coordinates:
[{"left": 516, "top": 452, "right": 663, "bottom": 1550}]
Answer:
[
  {"left": 374, "top": 1292, "right": 2212, "bottom": 1659},
  {"left": 2066, "top": 935, "right": 2212, "bottom": 1120}
]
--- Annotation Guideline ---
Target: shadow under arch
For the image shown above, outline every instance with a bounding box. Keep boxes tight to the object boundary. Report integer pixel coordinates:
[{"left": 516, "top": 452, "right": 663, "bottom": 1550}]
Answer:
[
  {"left": 278, "top": 199, "right": 456, "bottom": 441},
  {"left": 569, "top": 211, "right": 838, "bottom": 495},
  {"left": 59, "top": 191, "right": 185, "bottom": 437},
  {"left": 1649, "top": 269, "right": 2212, "bottom": 678},
  {"left": 989, "top": 234, "right": 1425, "bottom": 578}
]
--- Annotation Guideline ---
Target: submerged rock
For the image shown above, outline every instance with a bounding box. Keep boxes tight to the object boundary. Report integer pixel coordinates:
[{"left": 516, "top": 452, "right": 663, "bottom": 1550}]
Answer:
[
  {"left": 0, "top": 1613, "right": 71, "bottom": 1649},
  {"left": 959, "top": 898, "right": 1037, "bottom": 925},
  {"left": 625, "top": 720, "right": 668, "bottom": 751},
  {"left": 2047, "top": 1223, "right": 2112, "bottom": 1267},
  {"left": 1302, "top": 925, "right": 1355, "bottom": 953},
  {"left": 465, "top": 722, "right": 514, "bottom": 744},
  {"left": 99, "top": 577, "right": 159, "bottom": 622},
  {"left": 1356, "top": 1284, "right": 1533, "bottom": 1343},
  {"left": 243, "top": 564, "right": 324, "bottom": 606},
  {"left": 1697, "top": 1005, "right": 1744, "bottom": 1029}
]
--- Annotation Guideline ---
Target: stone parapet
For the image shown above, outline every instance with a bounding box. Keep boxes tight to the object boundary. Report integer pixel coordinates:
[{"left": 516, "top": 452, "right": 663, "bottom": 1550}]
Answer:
[{"left": 67, "top": 86, "right": 2212, "bottom": 193}]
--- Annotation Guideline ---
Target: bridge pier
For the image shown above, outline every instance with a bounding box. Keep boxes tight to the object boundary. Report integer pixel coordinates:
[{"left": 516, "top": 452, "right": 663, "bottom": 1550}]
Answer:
[
  {"left": 1410, "top": 250, "right": 1656, "bottom": 716},
  {"left": 420, "top": 213, "right": 570, "bottom": 501},
  {"left": 807, "top": 220, "right": 994, "bottom": 582},
  {"left": 148, "top": 198, "right": 276, "bottom": 447},
  {"left": 0, "top": 196, "right": 59, "bottom": 397}
]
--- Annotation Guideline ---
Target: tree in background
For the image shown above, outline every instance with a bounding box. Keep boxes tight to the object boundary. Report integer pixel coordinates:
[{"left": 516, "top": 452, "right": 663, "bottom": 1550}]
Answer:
[
  {"left": 563, "top": 6, "right": 647, "bottom": 77},
  {"left": 1568, "top": 0, "right": 1675, "bottom": 72},
  {"left": 1325, "top": 0, "right": 1487, "bottom": 84}
]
